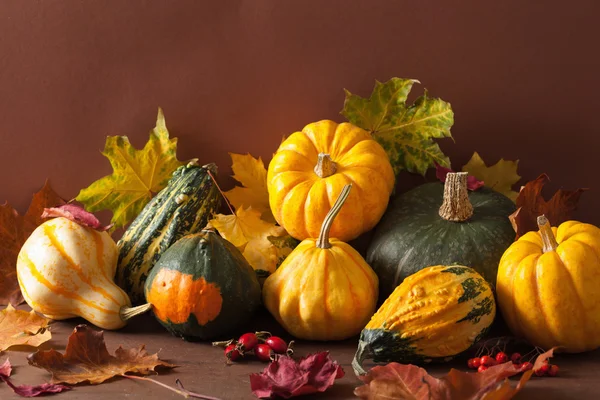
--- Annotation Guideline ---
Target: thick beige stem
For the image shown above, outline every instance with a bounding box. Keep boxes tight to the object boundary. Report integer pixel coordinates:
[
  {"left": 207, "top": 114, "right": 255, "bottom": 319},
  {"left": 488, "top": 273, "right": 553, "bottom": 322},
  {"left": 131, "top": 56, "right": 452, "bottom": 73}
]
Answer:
[
  {"left": 439, "top": 172, "right": 473, "bottom": 222},
  {"left": 314, "top": 153, "right": 337, "bottom": 178},
  {"left": 120, "top": 303, "right": 152, "bottom": 321},
  {"left": 538, "top": 215, "right": 559, "bottom": 253}
]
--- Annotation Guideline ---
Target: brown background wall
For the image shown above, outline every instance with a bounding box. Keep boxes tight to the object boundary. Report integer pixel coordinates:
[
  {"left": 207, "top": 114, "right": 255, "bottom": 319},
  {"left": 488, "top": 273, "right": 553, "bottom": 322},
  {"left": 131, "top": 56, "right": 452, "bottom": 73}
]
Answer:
[{"left": 1, "top": 1, "right": 599, "bottom": 223}]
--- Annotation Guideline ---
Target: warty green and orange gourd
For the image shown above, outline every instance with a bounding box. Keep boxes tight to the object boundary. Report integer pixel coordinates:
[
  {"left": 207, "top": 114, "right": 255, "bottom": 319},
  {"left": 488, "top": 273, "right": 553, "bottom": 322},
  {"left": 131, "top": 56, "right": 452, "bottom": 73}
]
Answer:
[
  {"left": 262, "top": 184, "right": 379, "bottom": 341},
  {"left": 496, "top": 215, "right": 600, "bottom": 353}
]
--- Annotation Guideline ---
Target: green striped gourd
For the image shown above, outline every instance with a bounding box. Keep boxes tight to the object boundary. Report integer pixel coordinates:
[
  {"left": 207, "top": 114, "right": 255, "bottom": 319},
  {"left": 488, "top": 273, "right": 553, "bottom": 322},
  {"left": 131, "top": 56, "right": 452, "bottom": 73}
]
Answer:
[{"left": 116, "top": 160, "right": 221, "bottom": 304}]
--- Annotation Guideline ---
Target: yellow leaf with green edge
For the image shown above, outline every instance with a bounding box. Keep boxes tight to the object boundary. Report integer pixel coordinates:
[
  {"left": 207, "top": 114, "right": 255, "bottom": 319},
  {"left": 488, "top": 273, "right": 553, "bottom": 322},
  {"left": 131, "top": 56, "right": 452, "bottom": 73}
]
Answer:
[
  {"left": 341, "top": 78, "right": 454, "bottom": 176},
  {"left": 76, "top": 108, "right": 184, "bottom": 228},
  {"left": 462, "top": 152, "right": 521, "bottom": 201},
  {"left": 209, "top": 207, "right": 297, "bottom": 274},
  {"left": 224, "top": 153, "right": 274, "bottom": 222}
]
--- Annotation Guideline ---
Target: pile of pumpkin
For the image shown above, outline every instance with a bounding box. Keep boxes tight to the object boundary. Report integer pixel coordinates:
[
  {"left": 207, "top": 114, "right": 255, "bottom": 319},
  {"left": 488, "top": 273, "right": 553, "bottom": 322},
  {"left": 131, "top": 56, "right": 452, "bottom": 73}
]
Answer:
[{"left": 15, "top": 120, "right": 600, "bottom": 376}]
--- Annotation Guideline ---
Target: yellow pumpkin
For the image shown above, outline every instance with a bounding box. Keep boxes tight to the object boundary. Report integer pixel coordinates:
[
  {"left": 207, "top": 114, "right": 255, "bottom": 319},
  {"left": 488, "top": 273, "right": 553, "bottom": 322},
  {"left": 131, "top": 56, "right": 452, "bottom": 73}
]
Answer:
[
  {"left": 262, "top": 184, "right": 379, "bottom": 340},
  {"left": 17, "top": 217, "right": 150, "bottom": 330},
  {"left": 267, "top": 120, "right": 395, "bottom": 242},
  {"left": 496, "top": 215, "right": 600, "bottom": 352}
]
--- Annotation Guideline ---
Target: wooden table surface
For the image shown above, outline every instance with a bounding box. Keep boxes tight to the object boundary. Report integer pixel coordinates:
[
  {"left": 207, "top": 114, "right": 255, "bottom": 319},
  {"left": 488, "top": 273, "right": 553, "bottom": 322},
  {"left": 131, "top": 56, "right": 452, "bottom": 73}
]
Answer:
[{"left": 2, "top": 309, "right": 599, "bottom": 400}]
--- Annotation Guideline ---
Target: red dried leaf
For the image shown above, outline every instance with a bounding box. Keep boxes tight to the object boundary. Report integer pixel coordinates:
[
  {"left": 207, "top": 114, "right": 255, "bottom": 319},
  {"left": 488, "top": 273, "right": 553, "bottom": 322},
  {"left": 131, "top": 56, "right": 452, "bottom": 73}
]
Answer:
[
  {"left": 41, "top": 204, "right": 110, "bottom": 231},
  {"left": 354, "top": 349, "right": 555, "bottom": 400},
  {"left": 509, "top": 174, "right": 587, "bottom": 238},
  {"left": 0, "top": 358, "right": 71, "bottom": 397},
  {"left": 250, "top": 352, "right": 344, "bottom": 399},
  {"left": 435, "top": 163, "right": 484, "bottom": 191}
]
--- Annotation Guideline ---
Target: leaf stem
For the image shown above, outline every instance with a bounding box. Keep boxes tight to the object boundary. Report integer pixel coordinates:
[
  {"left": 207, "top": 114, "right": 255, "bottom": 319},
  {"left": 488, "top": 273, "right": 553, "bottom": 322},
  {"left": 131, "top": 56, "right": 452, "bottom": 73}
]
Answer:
[
  {"left": 121, "top": 375, "right": 222, "bottom": 400},
  {"left": 206, "top": 169, "right": 235, "bottom": 215}
]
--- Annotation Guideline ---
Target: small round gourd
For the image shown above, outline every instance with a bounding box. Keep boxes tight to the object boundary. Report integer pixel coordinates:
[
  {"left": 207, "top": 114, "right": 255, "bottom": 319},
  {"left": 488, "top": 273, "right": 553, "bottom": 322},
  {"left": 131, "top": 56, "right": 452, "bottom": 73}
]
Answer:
[
  {"left": 353, "top": 265, "right": 496, "bottom": 375},
  {"left": 17, "top": 217, "right": 149, "bottom": 330},
  {"left": 262, "top": 184, "right": 379, "bottom": 341},
  {"left": 267, "top": 120, "right": 395, "bottom": 242},
  {"left": 497, "top": 216, "right": 600, "bottom": 353},
  {"left": 367, "top": 172, "right": 515, "bottom": 299},
  {"left": 144, "top": 231, "right": 262, "bottom": 341}
]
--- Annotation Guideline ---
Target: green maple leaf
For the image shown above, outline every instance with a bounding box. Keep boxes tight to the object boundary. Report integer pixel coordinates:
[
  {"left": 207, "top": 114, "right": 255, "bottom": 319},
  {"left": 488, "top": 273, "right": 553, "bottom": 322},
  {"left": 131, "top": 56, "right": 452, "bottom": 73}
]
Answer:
[
  {"left": 76, "top": 108, "right": 184, "bottom": 228},
  {"left": 341, "top": 78, "right": 454, "bottom": 176}
]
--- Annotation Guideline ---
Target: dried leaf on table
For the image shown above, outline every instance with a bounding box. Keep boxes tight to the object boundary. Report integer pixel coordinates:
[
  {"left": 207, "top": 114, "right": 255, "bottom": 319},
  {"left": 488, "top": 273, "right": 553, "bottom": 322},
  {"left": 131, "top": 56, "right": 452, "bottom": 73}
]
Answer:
[
  {"left": 0, "top": 358, "right": 71, "bottom": 397},
  {"left": 461, "top": 152, "right": 520, "bottom": 201},
  {"left": 209, "top": 207, "right": 296, "bottom": 275},
  {"left": 41, "top": 204, "right": 110, "bottom": 231},
  {"left": 27, "top": 324, "right": 175, "bottom": 385},
  {"left": 0, "top": 305, "right": 51, "bottom": 351},
  {"left": 435, "top": 163, "right": 484, "bottom": 191},
  {"left": 342, "top": 77, "right": 454, "bottom": 176},
  {"left": 224, "top": 153, "right": 274, "bottom": 223},
  {"left": 354, "top": 348, "right": 556, "bottom": 400},
  {"left": 76, "top": 108, "right": 184, "bottom": 228},
  {"left": 509, "top": 173, "right": 587, "bottom": 238},
  {"left": 250, "top": 352, "right": 344, "bottom": 399},
  {"left": 0, "top": 181, "right": 64, "bottom": 306}
]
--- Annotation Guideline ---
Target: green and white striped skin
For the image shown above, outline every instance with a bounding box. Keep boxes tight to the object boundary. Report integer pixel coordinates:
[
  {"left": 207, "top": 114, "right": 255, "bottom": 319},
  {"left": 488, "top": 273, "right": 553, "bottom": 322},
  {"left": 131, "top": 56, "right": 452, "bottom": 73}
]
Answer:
[
  {"left": 116, "top": 161, "right": 221, "bottom": 304},
  {"left": 367, "top": 182, "right": 515, "bottom": 300}
]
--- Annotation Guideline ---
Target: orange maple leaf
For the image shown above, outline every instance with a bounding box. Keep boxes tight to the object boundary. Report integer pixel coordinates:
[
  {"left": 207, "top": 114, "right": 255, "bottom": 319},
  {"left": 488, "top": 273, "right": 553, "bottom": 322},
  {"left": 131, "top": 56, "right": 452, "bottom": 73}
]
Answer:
[{"left": 0, "top": 181, "right": 64, "bottom": 306}]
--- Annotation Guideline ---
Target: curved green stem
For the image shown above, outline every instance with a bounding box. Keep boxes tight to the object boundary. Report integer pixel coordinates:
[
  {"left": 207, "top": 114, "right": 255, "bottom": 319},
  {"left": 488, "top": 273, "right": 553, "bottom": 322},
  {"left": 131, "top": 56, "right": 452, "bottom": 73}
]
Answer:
[
  {"left": 316, "top": 184, "right": 352, "bottom": 249},
  {"left": 352, "top": 340, "right": 372, "bottom": 376}
]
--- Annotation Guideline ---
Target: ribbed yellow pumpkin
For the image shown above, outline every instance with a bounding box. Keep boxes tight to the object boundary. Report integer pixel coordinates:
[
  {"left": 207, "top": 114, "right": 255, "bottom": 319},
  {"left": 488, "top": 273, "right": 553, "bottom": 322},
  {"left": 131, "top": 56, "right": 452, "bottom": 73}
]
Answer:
[
  {"left": 17, "top": 217, "right": 150, "bottom": 330},
  {"left": 262, "top": 184, "right": 379, "bottom": 341},
  {"left": 497, "top": 216, "right": 600, "bottom": 353},
  {"left": 267, "top": 120, "right": 395, "bottom": 242}
]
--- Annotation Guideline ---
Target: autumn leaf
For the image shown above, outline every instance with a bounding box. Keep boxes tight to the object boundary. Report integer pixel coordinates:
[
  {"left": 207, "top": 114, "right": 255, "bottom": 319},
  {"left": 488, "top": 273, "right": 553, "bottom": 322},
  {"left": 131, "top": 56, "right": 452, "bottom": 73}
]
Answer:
[
  {"left": 435, "top": 163, "right": 484, "bottom": 191},
  {"left": 27, "top": 324, "right": 175, "bottom": 385},
  {"left": 41, "top": 204, "right": 111, "bottom": 231},
  {"left": 0, "top": 358, "right": 71, "bottom": 397},
  {"left": 224, "top": 153, "right": 274, "bottom": 223},
  {"left": 509, "top": 174, "right": 587, "bottom": 238},
  {"left": 0, "top": 305, "right": 51, "bottom": 351},
  {"left": 462, "top": 152, "right": 521, "bottom": 201},
  {"left": 342, "top": 78, "right": 454, "bottom": 176},
  {"left": 209, "top": 207, "right": 296, "bottom": 275},
  {"left": 250, "top": 352, "right": 344, "bottom": 399},
  {"left": 0, "top": 181, "right": 64, "bottom": 306},
  {"left": 76, "top": 108, "right": 184, "bottom": 228},
  {"left": 354, "top": 349, "right": 557, "bottom": 400}
]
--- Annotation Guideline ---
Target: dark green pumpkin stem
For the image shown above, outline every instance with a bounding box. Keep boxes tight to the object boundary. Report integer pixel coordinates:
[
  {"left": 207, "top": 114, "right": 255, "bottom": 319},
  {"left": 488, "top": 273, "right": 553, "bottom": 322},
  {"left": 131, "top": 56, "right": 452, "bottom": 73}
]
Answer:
[
  {"left": 439, "top": 172, "right": 473, "bottom": 222},
  {"left": 352, "top": 340, "right": 372, "bottom": 376},
  {"left": 120, "top": 303, "right": 152, "bottom": 321},
  {"left": 538, "top": 215, "right": 558, "bottom": 253},
  {"left": 316, "top": 184, "right": 352, "bottom": 249}
]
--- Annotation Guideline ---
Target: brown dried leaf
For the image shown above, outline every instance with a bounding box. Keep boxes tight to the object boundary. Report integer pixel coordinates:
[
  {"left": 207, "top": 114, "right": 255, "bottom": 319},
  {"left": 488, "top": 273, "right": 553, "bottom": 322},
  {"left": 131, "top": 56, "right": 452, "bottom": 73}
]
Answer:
[
  {"left": 27, "top": 324, "right": 176, "bottom": 385},
  {"left": 0, "top": 181, "right": 64, "bottom": 306},
  {"left": 0, "top": 305, "right": 51, "bottom": 351},
  {"left": 509, "top": 174, "right": 587, "bottom": 238}
]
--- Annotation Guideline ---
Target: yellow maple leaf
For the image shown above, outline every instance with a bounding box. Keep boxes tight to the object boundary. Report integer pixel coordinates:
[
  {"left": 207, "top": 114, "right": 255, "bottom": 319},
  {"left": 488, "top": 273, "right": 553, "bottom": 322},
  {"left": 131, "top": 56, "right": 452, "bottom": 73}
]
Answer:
[
  {"left": 209, "top": 207, "right": 294, "bottom": 274},
  {"left": 76, "top": 108, "right": 184, "bottom": 228},
  {"left": 462, "top": 152, "right": 521, "bottom": 201},
  {"left": 0, "top": 304, "right": 51, "bottom": 351},
  {"left": 224, "top": 153, "right": 274, "bottom": 223}
]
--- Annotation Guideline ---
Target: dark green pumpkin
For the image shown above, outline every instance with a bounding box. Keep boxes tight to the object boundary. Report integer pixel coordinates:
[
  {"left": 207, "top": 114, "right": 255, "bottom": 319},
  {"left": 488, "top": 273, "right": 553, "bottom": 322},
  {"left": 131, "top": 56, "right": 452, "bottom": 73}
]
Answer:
[
  {"left": 117, "top": 161, "right": 221, "bottom": 304},
  {"left": 367, "top": 172, "right": 515, "bottom": 299},
  {"left": 144, "top": 231, "right": 262, "bottom": 340}
]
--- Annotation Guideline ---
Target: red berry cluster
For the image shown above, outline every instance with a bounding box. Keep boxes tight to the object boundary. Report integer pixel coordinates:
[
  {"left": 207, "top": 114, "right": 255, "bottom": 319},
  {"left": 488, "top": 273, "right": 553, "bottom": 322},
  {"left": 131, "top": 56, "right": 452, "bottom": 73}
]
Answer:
[
  {"left": 467, "top": 351, "right": 559, "bottom": 377},
  {"left": 213, "top": 331, "right": 293, "bottom": 364}
]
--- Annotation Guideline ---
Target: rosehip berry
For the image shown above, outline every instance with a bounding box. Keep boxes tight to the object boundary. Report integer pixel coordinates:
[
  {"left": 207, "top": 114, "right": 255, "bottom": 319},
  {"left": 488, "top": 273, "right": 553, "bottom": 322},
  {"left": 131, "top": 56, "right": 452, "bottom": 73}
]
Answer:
[
  {"left": 472, "top": 358, "right": 481, "bottom": 368},
  {"left": 539, "top": 363, "right": 550, "bottom": 374},
  {"left": 480, "top": 355, "right": 496, "bottom": 367},
  {"left": 535, "top": 368, "right": 546, "bottom": 377},
  {"left": 478, "top": 365, "right": 488, "bottom": 373},
  {"left": 495, "top": 351, "right": 508, "bottom": 363},
  {"left": 236, "top": 332, "right": 258, "bottom": 352},
  {"left": 254, "top": 344, "right": 274, "bottom": 362},
  {"left": 225, "top": 344, "right": 241, "bottom": 362},
  {"left": 520, "top": 361, "right": 533, "bottom": 371},
  {"left": 548, "top": 364, "right": 559, "bottom": 377},
  {"left": 467, "top": 358, "right": 475, "bottom": 369},
  {"left": 265, "top": 336, "right": 288, "bottom": 354},
  {"left": 511, "top": 353, "right": 522, "bottom": 364}
]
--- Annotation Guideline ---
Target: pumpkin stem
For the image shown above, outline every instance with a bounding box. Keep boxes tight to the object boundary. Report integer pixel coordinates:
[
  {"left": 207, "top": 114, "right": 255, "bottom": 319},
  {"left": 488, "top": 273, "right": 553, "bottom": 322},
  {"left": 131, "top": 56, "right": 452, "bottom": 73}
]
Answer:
[
  {"left": 316, "top": 184, "right": 352, "bottom": 249},
  {"left": 352, "top": 340, "right": 372, "bottom": 376},
  {"left": 538, "top": 215, "right": 559, "bottom": 253},
  {"left": 314, "top": 153, "right": 337, "bottom": 178},
  {"left": 439, "top": 172, "right": 473, "bottom": 222},
  {"left": 120, "top": 303, "right": 152, "bottom": 321}
]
